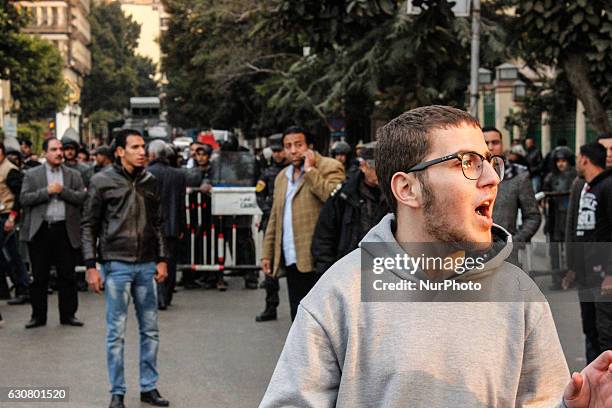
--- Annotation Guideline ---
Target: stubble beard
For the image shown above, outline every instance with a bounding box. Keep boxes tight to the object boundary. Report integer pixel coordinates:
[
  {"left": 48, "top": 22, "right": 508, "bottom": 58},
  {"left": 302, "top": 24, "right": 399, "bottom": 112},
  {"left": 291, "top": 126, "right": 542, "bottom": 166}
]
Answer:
[{"left": 420, "top": 174, "right": 484, "bottom": 251}]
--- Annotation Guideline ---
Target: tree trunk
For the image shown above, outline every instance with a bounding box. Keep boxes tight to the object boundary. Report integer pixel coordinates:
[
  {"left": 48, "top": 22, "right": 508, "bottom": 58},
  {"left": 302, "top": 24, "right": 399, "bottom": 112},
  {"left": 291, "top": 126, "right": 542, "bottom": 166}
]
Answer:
[{"left": 562, "top": 53, "right": 610, "bottom": 134}]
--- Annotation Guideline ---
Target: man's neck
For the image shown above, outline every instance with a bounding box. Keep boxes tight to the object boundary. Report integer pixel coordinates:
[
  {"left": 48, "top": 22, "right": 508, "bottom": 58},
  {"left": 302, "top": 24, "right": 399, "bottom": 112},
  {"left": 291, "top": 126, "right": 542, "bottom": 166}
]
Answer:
[
  {"left": 292, "top": 164, "right": 303, "bottom": 181},
  {"left": 120, "top": 159, "right": 137, "bottom": 176},
  {"left": 585, "top": 167, "right": 604, "bottom": 183},
  {"left": 394, "top": 212, "right": 463, "bottom": 280}
]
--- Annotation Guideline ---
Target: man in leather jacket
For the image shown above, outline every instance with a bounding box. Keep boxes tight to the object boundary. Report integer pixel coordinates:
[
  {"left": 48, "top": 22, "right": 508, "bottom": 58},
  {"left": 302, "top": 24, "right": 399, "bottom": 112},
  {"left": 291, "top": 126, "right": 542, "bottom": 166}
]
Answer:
[{"left": 81, "top": 129, "right": 170, "bottom": 408}]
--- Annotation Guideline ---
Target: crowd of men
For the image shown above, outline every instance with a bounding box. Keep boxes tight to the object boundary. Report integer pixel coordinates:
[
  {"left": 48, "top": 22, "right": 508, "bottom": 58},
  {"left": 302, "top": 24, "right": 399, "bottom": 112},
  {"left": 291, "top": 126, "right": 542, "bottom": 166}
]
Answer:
[{"left": 0, "top": 114, "right": 611, "bottom": 407}]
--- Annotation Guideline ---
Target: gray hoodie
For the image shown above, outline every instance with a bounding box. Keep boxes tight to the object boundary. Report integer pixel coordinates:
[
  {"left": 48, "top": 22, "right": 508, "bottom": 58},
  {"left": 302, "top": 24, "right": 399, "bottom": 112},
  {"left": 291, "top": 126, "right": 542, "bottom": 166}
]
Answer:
[{"left": 260, "top": 214, "right": 569, "bottom": 407}]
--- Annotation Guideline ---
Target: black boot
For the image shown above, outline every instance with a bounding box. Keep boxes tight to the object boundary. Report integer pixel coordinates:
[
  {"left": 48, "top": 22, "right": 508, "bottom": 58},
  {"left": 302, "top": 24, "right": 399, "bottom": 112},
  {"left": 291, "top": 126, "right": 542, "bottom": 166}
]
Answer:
[
  {"left": 140, "top": 389, "right": 169, "bottom": 407},
  {"left": 255, "top": 306, "right": 277, "bottom": 322},
  {"left": 108, "top": 394, "right": 124, "bottom": 408}
]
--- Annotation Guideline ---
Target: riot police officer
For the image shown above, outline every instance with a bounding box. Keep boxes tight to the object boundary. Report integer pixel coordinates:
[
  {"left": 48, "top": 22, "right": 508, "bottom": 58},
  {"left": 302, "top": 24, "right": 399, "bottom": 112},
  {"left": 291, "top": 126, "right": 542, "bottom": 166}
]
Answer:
[{"left": 255, "top": 134, "right": 288, "bottom": 322}]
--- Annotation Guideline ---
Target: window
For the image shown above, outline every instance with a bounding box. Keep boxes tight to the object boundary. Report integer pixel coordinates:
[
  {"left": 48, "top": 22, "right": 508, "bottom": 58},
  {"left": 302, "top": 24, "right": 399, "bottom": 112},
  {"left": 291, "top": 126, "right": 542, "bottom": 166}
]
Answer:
[
  {"left": 41, "top": 7, "right": 48, "bottom": 26},
  {"left": 51, "top": 7, "right": 58, "bottom": 26}
]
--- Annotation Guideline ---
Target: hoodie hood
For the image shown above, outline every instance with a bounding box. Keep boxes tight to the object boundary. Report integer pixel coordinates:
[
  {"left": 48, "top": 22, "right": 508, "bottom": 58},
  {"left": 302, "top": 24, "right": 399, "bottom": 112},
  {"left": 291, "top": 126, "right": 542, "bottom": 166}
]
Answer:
[{"left": 359, "top": 213, "right": 513, "bottom": 284}]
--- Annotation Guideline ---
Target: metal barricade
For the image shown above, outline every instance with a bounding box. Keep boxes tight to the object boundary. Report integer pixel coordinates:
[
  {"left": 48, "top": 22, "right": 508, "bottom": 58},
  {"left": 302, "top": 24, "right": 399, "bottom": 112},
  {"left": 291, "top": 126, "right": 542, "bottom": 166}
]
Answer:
[{"left": 178, "top": 187, "right": 261, "bottom": 275}]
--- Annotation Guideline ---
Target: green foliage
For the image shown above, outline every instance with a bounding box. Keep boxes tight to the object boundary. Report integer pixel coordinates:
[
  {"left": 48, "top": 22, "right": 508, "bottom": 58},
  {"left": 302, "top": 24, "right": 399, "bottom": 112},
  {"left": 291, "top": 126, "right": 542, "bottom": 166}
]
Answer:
[
  {"left": 81, "top": 2, "right": 158, "bottom": 119},
  {"left": 161, "top": 0, "right": 297, "bottom": 134},
  {"left": 1, "top": 2, "right": 67, "bottom": 121},
  {"left": 261, "top": 0, "right": 507, "bottom": 122},
  {"left": 88, "top": 109, "right": 123, "bottom": 136},
  {"left": 0, "top": 1, "right": 29, "bottom": 78},
  {"left": 161, "top": 0, "right": 509, "bottom": 138},
  {"left": 17, "top": 121, "right": 45, "bottom": 153},
  {"left": 10, "top": 35, "right": 67, "bottom": 122}
]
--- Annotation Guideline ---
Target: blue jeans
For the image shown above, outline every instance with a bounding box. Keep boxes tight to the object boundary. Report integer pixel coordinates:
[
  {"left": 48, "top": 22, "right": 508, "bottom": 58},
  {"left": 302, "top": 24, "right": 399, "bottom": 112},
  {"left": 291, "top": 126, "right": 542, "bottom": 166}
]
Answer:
[{"left": 101, "top": 261, "right": 159, "bottom": 395}]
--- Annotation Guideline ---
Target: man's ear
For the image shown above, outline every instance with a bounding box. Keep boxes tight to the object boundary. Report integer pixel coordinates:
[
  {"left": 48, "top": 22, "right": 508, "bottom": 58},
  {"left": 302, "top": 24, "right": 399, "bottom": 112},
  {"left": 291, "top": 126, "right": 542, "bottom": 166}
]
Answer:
[
  {"left": 115, "top": 146, "right": 124, "bottom": 158},
  {"left": 390, "top": 172, "right": 421, "bottom": 209}
]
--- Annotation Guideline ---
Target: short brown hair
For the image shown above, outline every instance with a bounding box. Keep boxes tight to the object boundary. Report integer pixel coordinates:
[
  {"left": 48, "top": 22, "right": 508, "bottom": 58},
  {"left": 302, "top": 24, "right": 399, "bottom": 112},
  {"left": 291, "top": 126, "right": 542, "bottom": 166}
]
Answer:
[{"left": 375, "top": 105, "right": 481, "bottom": 212}]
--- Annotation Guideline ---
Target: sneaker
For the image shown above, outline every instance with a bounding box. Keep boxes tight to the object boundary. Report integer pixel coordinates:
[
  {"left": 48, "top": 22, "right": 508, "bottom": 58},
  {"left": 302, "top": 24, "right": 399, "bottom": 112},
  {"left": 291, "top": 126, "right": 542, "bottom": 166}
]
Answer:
[{"left": 0, "top": 313, "right": 5, "bottom": 327}]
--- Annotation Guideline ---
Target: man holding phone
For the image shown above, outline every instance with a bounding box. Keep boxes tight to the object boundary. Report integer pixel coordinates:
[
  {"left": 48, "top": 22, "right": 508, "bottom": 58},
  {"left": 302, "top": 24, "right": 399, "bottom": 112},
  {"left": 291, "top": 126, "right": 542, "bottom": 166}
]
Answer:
[
  {"left": 261, "top": 126, "right": 345, "bottom": 321},
  {"left": 81, "top": 129, "right": 169, "bottom": 408}
]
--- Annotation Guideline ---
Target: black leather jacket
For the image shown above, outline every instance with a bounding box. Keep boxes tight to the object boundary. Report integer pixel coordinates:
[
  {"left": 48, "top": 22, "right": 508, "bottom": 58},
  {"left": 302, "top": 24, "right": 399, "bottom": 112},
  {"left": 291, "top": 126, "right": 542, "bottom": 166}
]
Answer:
[{"left": 81, "top": 164, "right": 168, "bottom": 267}]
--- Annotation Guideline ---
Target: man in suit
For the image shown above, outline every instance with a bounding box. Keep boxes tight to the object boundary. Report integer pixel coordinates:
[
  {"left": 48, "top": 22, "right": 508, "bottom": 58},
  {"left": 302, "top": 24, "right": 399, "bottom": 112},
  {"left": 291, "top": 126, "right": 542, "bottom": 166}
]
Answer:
[
  {"left": 20, "top": 138, "right": 87, "bottom": 329},
  {"left": 261, "top": 126, "right": 345, "bottom": 320},
  {"left": 147, "top": 140, "right": 186, "bottom": 309}
]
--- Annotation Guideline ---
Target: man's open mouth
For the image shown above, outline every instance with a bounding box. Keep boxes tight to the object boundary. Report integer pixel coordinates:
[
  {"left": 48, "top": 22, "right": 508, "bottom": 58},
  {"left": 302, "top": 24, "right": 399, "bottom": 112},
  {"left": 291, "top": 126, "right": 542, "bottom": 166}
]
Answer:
[{"left": 475, "top": 200, "right": 492, "bottom": 219}]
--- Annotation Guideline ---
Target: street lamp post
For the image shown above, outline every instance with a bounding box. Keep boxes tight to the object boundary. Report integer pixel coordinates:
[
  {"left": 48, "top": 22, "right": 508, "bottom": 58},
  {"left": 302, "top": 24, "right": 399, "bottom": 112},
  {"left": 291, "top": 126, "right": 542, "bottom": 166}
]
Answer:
[{"left": 469, "top": 0, "right": 481, "bottom": 118}]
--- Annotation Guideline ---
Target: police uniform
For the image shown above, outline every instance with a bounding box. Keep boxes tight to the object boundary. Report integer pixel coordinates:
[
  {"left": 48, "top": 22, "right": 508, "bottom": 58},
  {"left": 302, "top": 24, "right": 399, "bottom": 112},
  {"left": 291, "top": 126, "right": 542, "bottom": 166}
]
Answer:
[{"left": 255, "top": 135, "right": 287, "bottom": 321}]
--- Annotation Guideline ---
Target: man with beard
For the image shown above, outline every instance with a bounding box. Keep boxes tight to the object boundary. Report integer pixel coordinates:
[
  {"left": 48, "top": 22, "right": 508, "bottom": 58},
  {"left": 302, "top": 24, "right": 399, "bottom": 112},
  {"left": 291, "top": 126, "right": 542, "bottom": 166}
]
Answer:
[
  {"left": 261, "top": 126, "right": 345, "bottom": 320},
  {"left": 82, "top": 130, "right": 169, "bottom": 408},
  {"left": 260, "top": 105, "right": 612, "bottom": 408}
]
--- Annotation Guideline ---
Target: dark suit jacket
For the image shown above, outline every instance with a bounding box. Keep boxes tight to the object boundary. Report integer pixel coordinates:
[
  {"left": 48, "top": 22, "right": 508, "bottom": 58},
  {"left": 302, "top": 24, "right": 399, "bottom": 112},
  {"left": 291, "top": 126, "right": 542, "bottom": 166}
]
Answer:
[
  {"left": 147, "top": 160, "right": 186, "bottom": 238},
  {"left": 20, "top": 164, "right": 87, "bottom": 248}
]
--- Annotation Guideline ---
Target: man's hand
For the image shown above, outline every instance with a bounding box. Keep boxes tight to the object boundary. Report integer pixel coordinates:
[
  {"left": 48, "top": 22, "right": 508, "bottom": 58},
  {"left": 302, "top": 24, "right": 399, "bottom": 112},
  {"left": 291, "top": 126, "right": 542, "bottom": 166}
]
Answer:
[
  {"left": 261, "top": 258, "right": 272, "bottom": 276},
  {"left": 601, "top": 276, "right": 612, "bottom": 296},
  {"left": 47, "top": 183, "right": 63, "bottom": 195},
  {"left": 155, "top": 262, "right": 168, "bottom": 283},
  {"left": 4, "top": 218, "right": 15, "bottom": 232},
  {"left": 564, "top": 350, "right": 612, "bottom": 407},
  {"left": 303, "top": 149, "right": 316, "bottom": 172},
  {"left": 87, "top": 268, "right": 103, "bottom": 294},
  {"left": 563, "top": 270, "right": 576, "bottom": 290},
  {"left": 200, "top": 183, "right": 212, "bottom": 193}
]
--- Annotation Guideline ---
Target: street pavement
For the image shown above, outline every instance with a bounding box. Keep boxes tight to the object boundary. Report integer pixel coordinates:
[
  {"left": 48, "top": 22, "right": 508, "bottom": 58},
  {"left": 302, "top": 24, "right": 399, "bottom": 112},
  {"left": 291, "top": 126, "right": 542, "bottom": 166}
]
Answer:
[
  {"left": 0, "top": 278, "right": 292, "bottom": 408},
  {"left": 0, "top": 272, "right": 588, "bottom": 408}
]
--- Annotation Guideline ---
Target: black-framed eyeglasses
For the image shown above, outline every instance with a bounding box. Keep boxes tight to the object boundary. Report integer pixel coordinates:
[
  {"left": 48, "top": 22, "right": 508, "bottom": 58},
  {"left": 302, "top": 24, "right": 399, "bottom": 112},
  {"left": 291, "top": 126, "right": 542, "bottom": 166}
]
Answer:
[{"left": 406, "top": 151, "right": 505, "bottom": 181}]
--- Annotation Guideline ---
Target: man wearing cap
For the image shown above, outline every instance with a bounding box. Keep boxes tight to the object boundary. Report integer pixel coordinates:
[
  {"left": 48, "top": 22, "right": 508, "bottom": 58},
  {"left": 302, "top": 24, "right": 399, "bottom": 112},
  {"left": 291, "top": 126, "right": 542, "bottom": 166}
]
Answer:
[
  {"left": 311, "top": 142, "right": 390, "bottom": 277},
  {"left": 62, "top": 138, "right": 92, "bottom": 187},
  {"left": 20, "top": 139, "right": 40, "bottom": 170},
  {"left": 183, "top": 143, "right": 215, "bottom": 289},
  {"left": 255, "top": 134, "right": 289, "bottom": 321},
  {"left": 94, "top": 146, "right": 114, "bottom": 174}
]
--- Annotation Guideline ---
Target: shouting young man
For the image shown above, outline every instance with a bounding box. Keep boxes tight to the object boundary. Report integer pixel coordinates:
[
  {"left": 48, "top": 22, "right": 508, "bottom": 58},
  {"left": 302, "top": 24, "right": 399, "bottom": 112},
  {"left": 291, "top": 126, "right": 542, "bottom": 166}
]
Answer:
[{"left": 261, "top": 106, "right": 612, "bottom": 407}]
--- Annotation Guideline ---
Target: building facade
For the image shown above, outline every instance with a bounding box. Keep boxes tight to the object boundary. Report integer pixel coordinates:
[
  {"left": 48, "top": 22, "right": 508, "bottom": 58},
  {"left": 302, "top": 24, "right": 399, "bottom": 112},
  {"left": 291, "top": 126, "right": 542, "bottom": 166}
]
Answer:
[
  {"left": 115, "top": 0, "right": 169, "bottom": 80},
  {"left": 16, "top": 0, "right": 91, "bottom": 139}
]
